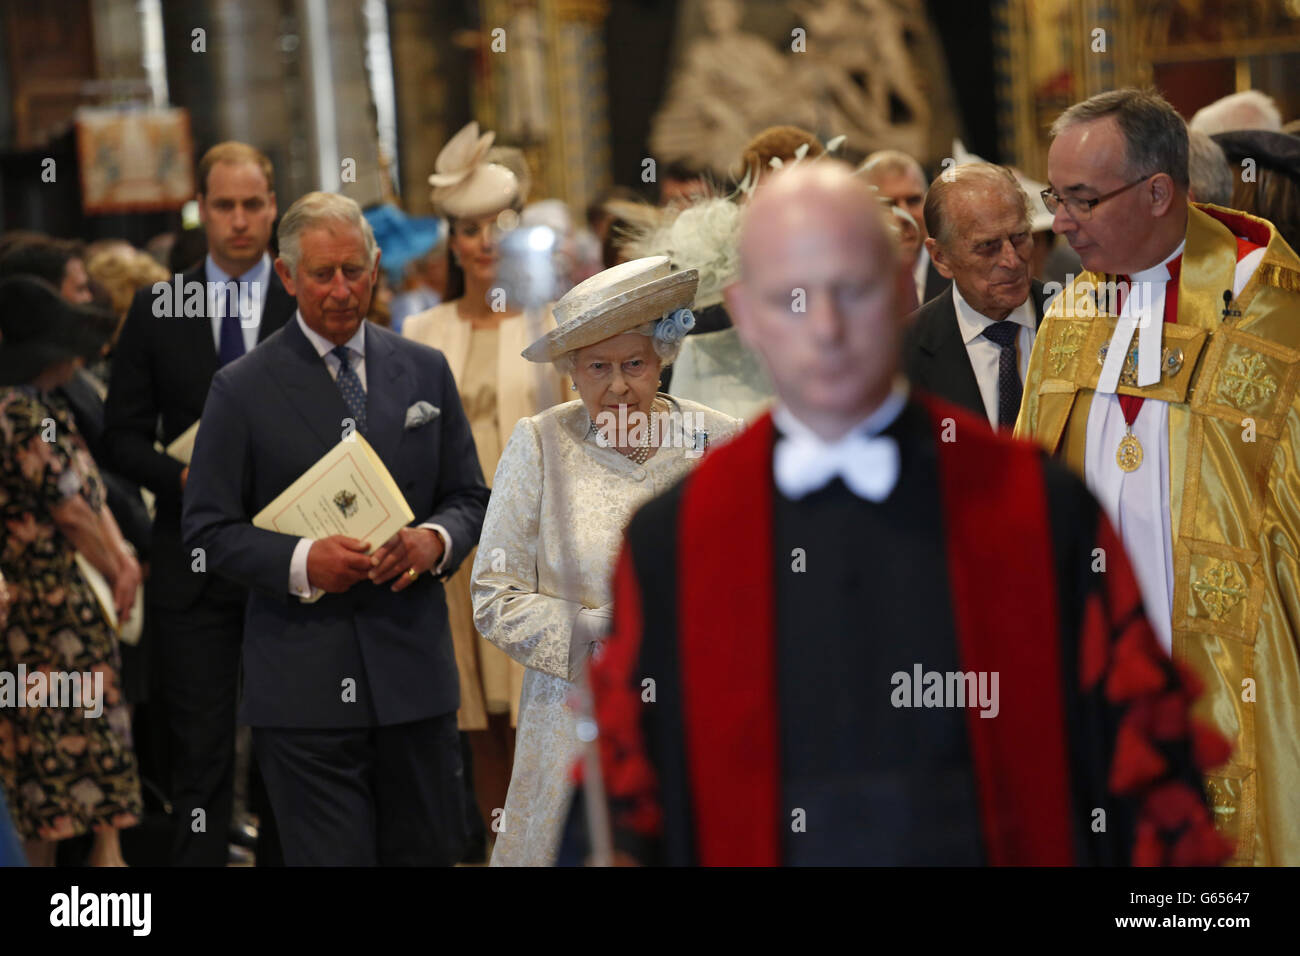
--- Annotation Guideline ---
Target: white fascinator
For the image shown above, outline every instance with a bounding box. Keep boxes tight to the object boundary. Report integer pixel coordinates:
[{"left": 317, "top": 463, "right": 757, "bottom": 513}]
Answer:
[{"left": 428, "top": 122, "right": 521, "bottom": 218}]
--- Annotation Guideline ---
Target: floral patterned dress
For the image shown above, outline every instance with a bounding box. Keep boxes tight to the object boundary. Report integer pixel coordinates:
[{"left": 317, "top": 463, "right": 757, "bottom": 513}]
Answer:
[{"left": 0, "top": 387, "right": 141, "bottom": 841}]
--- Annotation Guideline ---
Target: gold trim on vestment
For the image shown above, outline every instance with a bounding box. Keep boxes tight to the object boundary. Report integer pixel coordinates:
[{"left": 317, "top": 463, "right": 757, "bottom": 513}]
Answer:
[{"left": 1016, "top": 205, "right": 1300, "bottom": 864}]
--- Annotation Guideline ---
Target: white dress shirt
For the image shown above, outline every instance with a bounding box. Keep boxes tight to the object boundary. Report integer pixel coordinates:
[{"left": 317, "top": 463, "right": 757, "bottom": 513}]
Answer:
[
  {"left": 205, "top": 253, "right": 271, "bottom": 353},
  {"left": 1084, "top": 243, "right": 1266, "bottom": 653},
  {"left": 287, "top": 311, "right": 452, "bottom": 600},
  {"left": 913, "top": 248, "right": 933, "bottom": 306},
  {"left": 772, "top": 381, "right": 909, "bottom": 501},
  {"left": 951, "top": 283, "right": 1038, "bottom": 428}
]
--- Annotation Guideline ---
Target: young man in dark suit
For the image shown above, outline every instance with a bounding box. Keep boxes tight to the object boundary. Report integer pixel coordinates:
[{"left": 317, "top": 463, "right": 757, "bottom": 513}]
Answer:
[
  {"left": 104, "top": 142, "right": 296, "bottom": 865},
  {"left": 182, "top": 192, "right": 489, "bottom": 865},
  {"left": 904, "top": 163, "right": 1054, "bottom": 430}
]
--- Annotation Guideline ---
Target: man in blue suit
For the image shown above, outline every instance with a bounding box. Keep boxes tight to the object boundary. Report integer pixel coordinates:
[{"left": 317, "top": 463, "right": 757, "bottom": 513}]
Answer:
[{"left": 182, "top": 192, "right": 489, "bottom": 865}]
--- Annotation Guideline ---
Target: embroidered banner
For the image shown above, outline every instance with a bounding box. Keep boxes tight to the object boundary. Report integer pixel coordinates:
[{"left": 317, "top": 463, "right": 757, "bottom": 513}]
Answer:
[{"left": 75, "top": 107, "right": 195, "bottom": 214}]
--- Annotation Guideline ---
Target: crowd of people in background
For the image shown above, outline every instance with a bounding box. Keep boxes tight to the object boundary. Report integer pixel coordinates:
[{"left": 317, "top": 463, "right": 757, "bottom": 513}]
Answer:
[{"left": 1, "top": 83, "right": 1298, "bottom": 867}]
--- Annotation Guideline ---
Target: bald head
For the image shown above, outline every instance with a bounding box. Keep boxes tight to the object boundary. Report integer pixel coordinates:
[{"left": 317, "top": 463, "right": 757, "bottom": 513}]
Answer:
[
  {"left": 739, "top": 162, "right": 899, "bottom": 278},
  {"left": 726, "top": 162, "right": 910, "bottom": 441}
]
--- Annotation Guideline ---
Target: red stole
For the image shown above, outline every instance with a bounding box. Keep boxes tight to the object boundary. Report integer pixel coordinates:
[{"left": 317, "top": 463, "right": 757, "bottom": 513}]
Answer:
[{"left": 674, "top": 400, "right": 1076, "bottom": 865}]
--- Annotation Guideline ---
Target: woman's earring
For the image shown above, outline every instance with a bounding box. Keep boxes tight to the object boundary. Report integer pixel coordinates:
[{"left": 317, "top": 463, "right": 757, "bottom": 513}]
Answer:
[{"left": 570, "top": 382, "right": 577, "bottom": 391}]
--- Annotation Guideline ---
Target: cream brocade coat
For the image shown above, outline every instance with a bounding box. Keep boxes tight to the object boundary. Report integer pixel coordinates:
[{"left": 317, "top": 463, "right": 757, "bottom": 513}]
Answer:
[
  {"left": 472, "top": 396, "right": 740, "bottom": 866},
  {"left": 402, "top": 302, "right": 566, "bottom": 727}
]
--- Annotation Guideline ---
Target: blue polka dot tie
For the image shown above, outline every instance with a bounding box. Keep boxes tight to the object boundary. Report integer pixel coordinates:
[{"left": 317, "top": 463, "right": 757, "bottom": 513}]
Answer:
[
  {"left": 331, "top": 345, "right": 367, "bottom": 435},
  {"left": 981, "top": 320, "right": 1023, "bottom": 430}
]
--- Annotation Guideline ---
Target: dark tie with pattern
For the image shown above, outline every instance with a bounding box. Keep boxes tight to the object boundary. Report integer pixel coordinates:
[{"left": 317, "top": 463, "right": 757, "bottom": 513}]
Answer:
[
  {"left": 982, "top": 320, "right": 1022, "bottom": 429},
  {"left": 216, "top": 282, "right": 245, "bottom": 367},
  {"left": 331, "top": 345, "right": 367, "bottom": 435}
]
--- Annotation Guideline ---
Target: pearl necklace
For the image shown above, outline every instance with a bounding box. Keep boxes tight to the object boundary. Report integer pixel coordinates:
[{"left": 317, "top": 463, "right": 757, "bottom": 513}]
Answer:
[
  {"left": 590, "top": 398, "right": 667, "bottom": 465},
  {"left": 627, "top": 441, "right": 654, "bottom": 465}
]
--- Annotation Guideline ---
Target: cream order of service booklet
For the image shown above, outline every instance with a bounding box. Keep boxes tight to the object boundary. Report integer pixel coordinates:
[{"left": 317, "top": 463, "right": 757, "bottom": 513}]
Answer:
[
  {"left": 166, "top": 421, "right": 200, "bottom": 464},
  {"left": 252, "top": 434, "right": 414, "bottom": 549}
]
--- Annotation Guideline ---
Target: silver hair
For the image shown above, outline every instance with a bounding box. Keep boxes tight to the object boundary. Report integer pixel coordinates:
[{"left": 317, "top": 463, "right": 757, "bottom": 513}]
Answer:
[
  {"left": 1189, "top": 90, "right": 1283, "bottom": 136},
  {"left": 278, "top": 191, "right": 379, "bottom": 274},
  {"left": 552, "top": 319, "right": 683, "bottom": 376},
  {"left": 1187, "top": 130, "right": 1233, "bottom": 207},
  {"left": 924, "top": 163, "right": 1031, "bottom": 248},
  {"left": 1051, "top": 88, "right": 1190, "bottom": 191},
  {"left": 861, "top": 149, "right": 926, "bottom": 186}
]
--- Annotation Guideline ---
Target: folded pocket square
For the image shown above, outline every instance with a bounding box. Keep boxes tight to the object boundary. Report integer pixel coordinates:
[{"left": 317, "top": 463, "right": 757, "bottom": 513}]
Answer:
[{"left": 405, "top": 401, "right": 441, "bottom": 429}]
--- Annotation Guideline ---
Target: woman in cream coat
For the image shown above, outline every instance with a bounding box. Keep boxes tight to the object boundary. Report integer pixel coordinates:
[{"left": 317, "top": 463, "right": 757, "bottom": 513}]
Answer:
[
  {"left": 472, "top": 256, "right": 740, "bottom": 866},
  {"left": 405, "top": 123, "right": 566, "bottom": 859}
]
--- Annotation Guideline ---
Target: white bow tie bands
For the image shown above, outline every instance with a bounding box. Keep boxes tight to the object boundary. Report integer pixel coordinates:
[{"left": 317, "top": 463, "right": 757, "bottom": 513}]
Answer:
[{"left": 773, "top": 430, "right": 900, "bottom": 501}]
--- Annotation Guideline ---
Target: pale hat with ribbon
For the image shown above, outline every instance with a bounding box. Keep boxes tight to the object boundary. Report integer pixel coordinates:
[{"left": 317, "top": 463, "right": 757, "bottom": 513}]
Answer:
[
  {"left": 428, "top": 121, "right": 521, "bottom": 218},
  {"left": 522, "top": 256, "right": 699, "bottom": 363}
]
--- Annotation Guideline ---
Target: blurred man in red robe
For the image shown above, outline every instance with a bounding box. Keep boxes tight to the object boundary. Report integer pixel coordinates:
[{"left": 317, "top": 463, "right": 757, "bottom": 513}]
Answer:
[{"left": 571, "top": 162, "right": 1230, "bottom": 867}]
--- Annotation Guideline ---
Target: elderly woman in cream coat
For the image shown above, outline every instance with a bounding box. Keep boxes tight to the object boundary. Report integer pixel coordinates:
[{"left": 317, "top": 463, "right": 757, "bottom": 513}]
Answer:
[
  {"left": 404, "top": 122, "right": 566, "bottom": 739},
  {"left": 472, "top": 257, "right": 740, "bottom": 866}
]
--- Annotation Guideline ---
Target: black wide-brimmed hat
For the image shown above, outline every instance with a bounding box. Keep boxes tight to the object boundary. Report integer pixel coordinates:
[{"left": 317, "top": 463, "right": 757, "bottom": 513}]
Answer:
[
  {"left": 0, "top": 275, "right": 113, "bottom": 386},
  {"left": 1211, "top": 130, "right": 1300, "bottom": 181}
]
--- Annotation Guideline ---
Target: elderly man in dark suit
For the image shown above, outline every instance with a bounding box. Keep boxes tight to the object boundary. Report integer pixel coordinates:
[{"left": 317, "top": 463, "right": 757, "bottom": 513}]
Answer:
[
  {"left": 104, "top": 142, "right": 296, "bottom": 865},
  {"left": 182, "top": 191, "right": 489, "bottom": 866},
  {"left": 904, "top": 163, "right": 1054, "bottom": 430}
]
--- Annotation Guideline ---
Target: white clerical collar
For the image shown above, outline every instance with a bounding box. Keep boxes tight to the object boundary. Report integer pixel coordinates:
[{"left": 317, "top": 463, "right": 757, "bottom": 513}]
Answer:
[
  {"left": 296, "top": 310, "right": 366, "bottom": 360},
  {"left": 773, "top": 379, "right": 909, "bottom": 447},
  {"left": 1097, "top": 240, "right": 1186, "bottom": 393},
  {"left": 1129, "top": 239, "right": 1185, "bottom": 284},
  {"left": 206, "top": 252, "right": 270, "bottom": 287},
  {"left": 951, "top": 282, "right": 1036, "bottom": 346}
]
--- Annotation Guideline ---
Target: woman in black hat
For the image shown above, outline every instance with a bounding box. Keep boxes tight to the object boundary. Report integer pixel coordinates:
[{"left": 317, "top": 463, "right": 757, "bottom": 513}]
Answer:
[
  {"left": 1212, "top": 128, "right": 1300, "bottom": 252},
  {"left": 0, "top": 276, "right": 142, "bottom": 866}
]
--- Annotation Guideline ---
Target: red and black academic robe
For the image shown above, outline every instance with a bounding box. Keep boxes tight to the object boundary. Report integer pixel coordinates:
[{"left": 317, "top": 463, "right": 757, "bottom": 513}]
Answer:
[{"left": 578, "top": 397, "right": 1231, "bottom": 866}]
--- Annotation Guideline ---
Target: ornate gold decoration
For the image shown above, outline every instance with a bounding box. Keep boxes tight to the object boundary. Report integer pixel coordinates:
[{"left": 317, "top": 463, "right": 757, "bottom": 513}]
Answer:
[
  {"left": 1217, "top": 353, "right": 1278, "bottom": 410},
  {"left": 1206, "top": 778, "right": 1237, "bottom": 818},
  {"left": 1116, "top": 429, "right": 1143, "bottom": 472},
  {"left": 1193, "top": 561, "right": 1247, "bottom": 621},
  {"left": 1049, "top": 323, "right": 1085, "bottom": 374},
  {"left": 1097, "top": 341, "right": 1183, "bottom": 387}
]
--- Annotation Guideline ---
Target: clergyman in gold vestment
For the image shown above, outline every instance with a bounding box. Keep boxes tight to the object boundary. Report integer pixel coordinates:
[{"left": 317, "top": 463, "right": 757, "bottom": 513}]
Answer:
[{"left": 1016, "top": 89, "right": 1300, "bottom": 865}]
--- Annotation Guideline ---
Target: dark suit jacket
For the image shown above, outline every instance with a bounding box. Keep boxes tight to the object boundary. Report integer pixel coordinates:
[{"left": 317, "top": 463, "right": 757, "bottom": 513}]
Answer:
[
  {"left": 180, "top": 317, "right": 490, "bottom": 729},
  {"left": 58, "top": 370, "right": 152, "bottom": 555},
  {"left": 103, "top": 262, "right": 296, "bottom": 609},
  {"left": 903, "top": 279, "right": 1052, "bottom": 423}
]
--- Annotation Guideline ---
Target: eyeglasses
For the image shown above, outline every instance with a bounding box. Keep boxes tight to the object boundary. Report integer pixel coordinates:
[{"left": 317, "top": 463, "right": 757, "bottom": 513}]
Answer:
[{"left": 1040, "top": 174, "right": 1153, "bottom": 221}]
